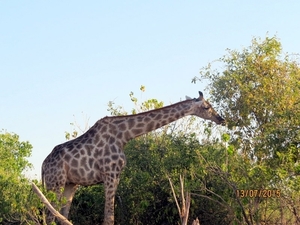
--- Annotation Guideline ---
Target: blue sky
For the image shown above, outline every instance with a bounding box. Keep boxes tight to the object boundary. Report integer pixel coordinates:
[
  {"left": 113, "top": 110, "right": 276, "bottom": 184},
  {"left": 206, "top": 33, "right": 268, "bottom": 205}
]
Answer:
[{"left": 1, "top": 1, "right": 300, "bottom": 179}]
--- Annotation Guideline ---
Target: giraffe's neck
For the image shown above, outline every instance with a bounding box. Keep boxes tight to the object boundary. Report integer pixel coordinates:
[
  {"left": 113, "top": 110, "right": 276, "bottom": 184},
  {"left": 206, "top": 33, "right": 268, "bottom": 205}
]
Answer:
[{"left": 106, "top": 99, "right": 195, "bottom": 143}]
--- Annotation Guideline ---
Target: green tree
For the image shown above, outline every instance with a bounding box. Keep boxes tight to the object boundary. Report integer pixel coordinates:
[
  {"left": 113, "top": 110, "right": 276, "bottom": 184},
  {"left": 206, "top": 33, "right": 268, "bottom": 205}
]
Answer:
[
  {"left": 0, "top": 131, "right": 43, "bottom": 224},
  {"left": 193, "top": 36, "right": 300, "bottom": 224}
]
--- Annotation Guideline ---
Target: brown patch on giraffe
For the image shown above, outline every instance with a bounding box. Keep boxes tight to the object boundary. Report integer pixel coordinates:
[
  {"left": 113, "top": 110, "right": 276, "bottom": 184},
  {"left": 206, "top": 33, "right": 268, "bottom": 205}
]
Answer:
[
  {"left": 94, "top": 134, "right": 100, "bottom": 144},
  {"left": 58, "top": 174, "right": 64, "bottom": 181},
  {"left": 93, "top": 149, "right": 102, "bottom": 158},
  {"left": 155, "top": 114, "right": 162, "bottom": 120},
  {"left": 100, "top": 125, "right": 107, "bottom": 133},
  {"left": 64, "top": 154, "right": 71, "bottom": 162},
  {"left": 84, "top": 163, "right": 89, "bottom": 171},
  {"left": 143, "top": 116, "right": 151, "bottom": 123},
  {"left": 84, "top": 145, "right": 93, "bottom": 155},
  {"left": 127, "top": 118, "right": 135, "bottom": 127},
  {"left": 116, "top": 166, "right": 122, "bottom": 172},
  {"left": 155, "top": 122, "right": 161, "bottom": 128},
  {"left": 104, "top": 145, "right": 110, "bottom": 156},
  {"left": 116, "top": 132, "right": 123, "bottom": 139},
  {"left": 111, "top": 163, "right": 117, "bottom": 171},
  {"left": 108, "top": 124, "right": 117, "bottom": 134},
  {"left": 87, "top": 171, "right": 94, "bottom": 180},
  {"left": 104, "top": 166, "right": 110, "bottom": 172},
  {"left": 71, "top": 159, "right": 78, "bottom": 167},
  {"left": 124, "top": 131, "right": 131, "bottom": 140},
  {"left": 109, "top": 136, "right": 115, "bottom": 145},
  {"left": 136, "top": 122, "right": 145, "bottom": 128},
  {"left": 103, "top": 133, "right": 110, "bottom": 140},
  {"left": 171, "top": 108, "right": 177, "bottom": 113},
  {"left": 90, "top": 127, "right": 97, "bottom": 135},
  {"left": 72, "top": 148, "right": 79, "bottom": 154},
  {"left": 146, "top": 121, "right": 155, "bottom": 131},
  {"left": 161, "top": 120, "right": 168, "bottom": 125},
  {"left": 66, "top": 142, "right": 74, "bottom": 148},
  {"left": 88, "top": 158, "right": 94, "bottom": 168},
  {"left": 111, "top": 154, "right": 119, "bottom": 161},
  {"left": 80, "top": 157, "right": 87, "bottom": 167},
  {"left": 132, "top": 128, "right": 143, "bottom": 135},
  {"left": 94, "top": 162, "right": 100, "bottom": 170},
  {"left": 111, "top": 145, "right": 118, "bottom": 153},
  {"left": 57, "top": 161, "right": 64, "bottom": 168},
  {"left": 70, "top": 168, "right": 80, "bottom": 178},
  {"left": 115, "top": 140, "right": 123, "bottom": 148},
  {"left": 104, "top": 158, "right": 111, "bottom": 164},
  {"left": 118, "top": 123, "right": 127, "bottom": 131},
  {"left": 113, "top": 119, "right": 123, "bottom": 124},
  {"left": 163, "top": 114, "right": 169, "bottom": 119},
  {"left": 97, "top": 140, "right": 105, "bottom": 148},
  {"left": 87, "top": 138, "right": 93, "bottom": 144},
  {"left": 51, "top": 149, "right": 59, "bottom": 158}
]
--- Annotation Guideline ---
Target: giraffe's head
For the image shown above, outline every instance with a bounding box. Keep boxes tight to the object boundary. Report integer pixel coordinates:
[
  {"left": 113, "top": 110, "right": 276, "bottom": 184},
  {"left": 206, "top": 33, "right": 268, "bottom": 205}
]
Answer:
[{"left": 189, "top": 91, "right": 225, "bottom": 125}]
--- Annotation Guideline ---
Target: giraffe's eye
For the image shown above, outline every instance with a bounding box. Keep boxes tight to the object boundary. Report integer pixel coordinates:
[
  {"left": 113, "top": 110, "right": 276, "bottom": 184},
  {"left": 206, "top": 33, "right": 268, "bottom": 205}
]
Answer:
[
  {"left": 202, "top": 102, "right": 211, "bottom": 110},
  {"left": 202, "top": 104, "right": 210, "bottom": 110}
]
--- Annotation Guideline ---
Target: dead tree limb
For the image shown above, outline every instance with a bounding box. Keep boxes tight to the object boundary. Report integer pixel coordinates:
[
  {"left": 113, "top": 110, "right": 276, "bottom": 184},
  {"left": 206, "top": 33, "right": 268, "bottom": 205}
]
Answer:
[
  {"left": 168, "top": 175, "right": 198, "bottom": 225},
  {"left": 31, "top": 183, "right": 73, "bottom": 225}
]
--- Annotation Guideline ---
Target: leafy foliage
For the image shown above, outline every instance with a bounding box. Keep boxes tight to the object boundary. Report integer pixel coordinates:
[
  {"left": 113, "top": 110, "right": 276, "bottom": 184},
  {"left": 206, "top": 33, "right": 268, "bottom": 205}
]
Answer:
[
  {"left": 0, "top": 131, "right": 43, "bottom": 224},
  {"left": 194, "top": 36, "right": 300, "bottom": 159},
  {"left": 193, "top": 36, "right": 300, "bottom": 224}
]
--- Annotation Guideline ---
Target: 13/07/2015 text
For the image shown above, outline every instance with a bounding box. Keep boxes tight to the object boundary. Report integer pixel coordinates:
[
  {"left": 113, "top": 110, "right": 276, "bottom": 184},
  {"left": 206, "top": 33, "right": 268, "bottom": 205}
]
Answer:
[{"left": 236, "top": 189, "right": 281, "bottom": 198}]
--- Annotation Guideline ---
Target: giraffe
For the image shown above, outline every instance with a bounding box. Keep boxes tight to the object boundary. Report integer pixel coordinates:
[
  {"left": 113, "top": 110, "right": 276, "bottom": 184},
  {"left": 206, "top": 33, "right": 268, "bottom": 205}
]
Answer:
[{"left": 42, "top": 91, "right": 225, "bottom": 225}]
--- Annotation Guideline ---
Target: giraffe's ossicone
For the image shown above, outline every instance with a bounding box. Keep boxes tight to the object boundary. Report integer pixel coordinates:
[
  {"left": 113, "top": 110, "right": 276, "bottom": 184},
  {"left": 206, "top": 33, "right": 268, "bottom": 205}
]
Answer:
[{"left": 42, "top": 91, "right": 225, "bottom": 225}]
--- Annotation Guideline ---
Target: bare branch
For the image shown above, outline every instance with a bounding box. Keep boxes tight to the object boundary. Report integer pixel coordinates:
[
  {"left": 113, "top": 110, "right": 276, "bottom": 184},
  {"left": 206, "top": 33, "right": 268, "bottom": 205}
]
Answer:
[
  {"left": 31, "top": 183, "right": 73, "bottom": 225},
  {"left": 168, "top": 176, "right": 181, "bottom": 218}
]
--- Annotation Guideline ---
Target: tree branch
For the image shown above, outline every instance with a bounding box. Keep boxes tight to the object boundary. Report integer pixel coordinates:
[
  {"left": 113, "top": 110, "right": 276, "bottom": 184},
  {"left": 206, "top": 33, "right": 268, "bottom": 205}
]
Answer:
[{"left": 31, "top": 183, "right": 73, "bottom": 225}]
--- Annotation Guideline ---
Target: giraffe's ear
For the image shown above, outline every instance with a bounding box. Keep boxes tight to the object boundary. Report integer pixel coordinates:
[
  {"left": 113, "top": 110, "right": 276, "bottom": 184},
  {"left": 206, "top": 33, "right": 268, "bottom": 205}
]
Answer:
[
  {"left": 198, "top": 91, "right": 204, "bottom": 100},
  {"left": 185, "top": 95, "right": 192, "bottom": 100}
]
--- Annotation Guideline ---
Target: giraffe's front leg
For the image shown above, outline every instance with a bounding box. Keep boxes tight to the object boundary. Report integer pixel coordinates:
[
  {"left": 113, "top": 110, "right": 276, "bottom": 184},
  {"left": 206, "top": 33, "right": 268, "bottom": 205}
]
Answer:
[{"left": 103, "top": 174, "right": 120, "bottom": 225}]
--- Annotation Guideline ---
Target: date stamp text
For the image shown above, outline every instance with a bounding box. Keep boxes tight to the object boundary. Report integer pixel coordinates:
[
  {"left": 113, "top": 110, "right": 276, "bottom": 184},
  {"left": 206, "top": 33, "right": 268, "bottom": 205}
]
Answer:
[{"left": 236, "top": 189, "right": 281, "bottom": 198}]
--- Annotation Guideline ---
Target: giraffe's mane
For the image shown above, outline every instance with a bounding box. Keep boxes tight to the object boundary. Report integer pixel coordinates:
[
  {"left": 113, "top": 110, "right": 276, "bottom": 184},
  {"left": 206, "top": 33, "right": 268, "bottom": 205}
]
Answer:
[{"left": 102, "top": 98, "right": 194, "bottom": 120}]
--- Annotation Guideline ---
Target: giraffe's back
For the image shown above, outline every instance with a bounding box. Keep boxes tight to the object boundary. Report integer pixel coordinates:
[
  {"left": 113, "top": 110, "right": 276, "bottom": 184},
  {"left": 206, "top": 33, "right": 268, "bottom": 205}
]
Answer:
[
  {"left": 42, "top": 118, "right": 128, "bottom": 189},
  {"left": 42, "top": 139, "right": 106, "bottom": 188}
]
